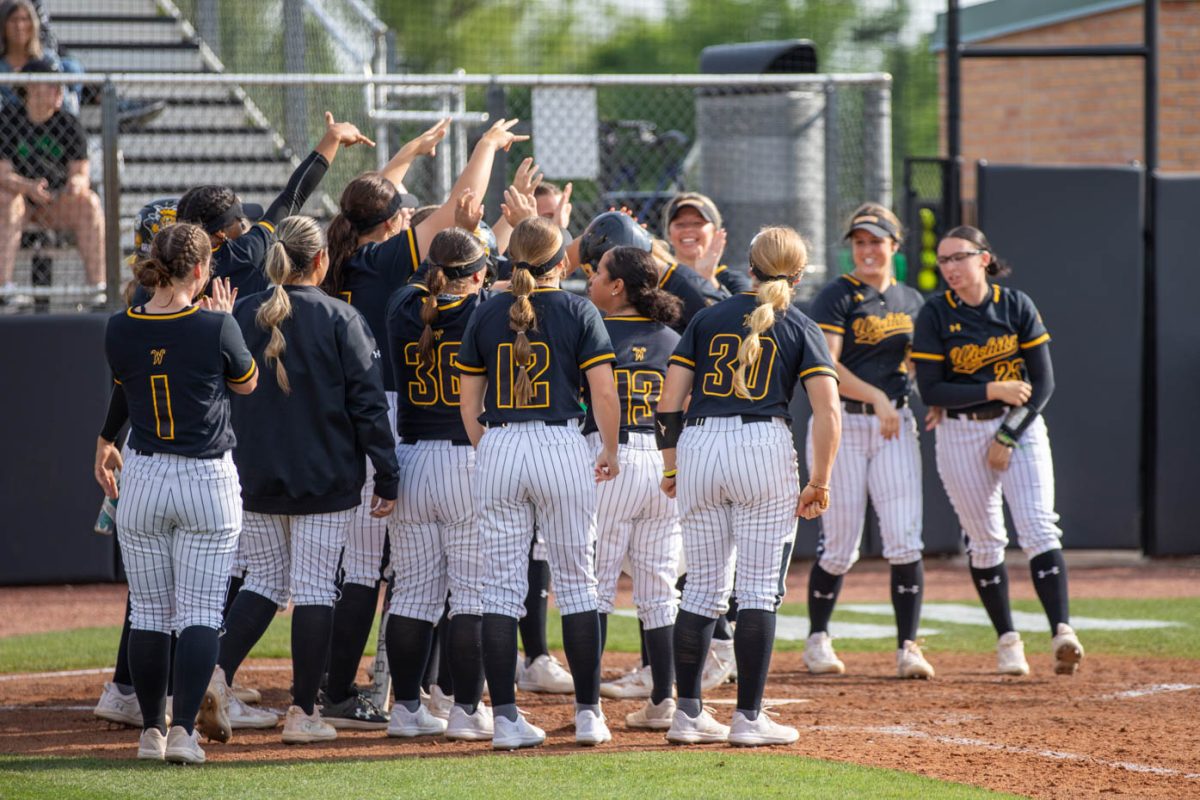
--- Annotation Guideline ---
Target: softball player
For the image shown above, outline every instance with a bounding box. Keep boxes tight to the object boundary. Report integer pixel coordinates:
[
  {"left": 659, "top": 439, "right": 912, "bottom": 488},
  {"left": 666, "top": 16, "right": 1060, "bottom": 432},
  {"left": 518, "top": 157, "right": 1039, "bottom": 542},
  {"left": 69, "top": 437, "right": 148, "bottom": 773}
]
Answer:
[
  {"left": 216, "top": 216, "right": 399, "bottom": 744},
  {"left": 96, "top": 223, "right": 258, "bottom": 764},
  {"left": 912, "top": 225, "right": 1083, "bottom": 677},
  {"left": 383, "top": 227, "right": 495, "bottom": 741},
  {"left": 319, "top": 120, "right": 526, "bottom": 719},
  {"left": 662, "top": 192, "right": 751, "bottom": 294},
  {"left": 656, "top": 226, "right": 841, "bottom": 747},
  {"left": 457, "top": 217, "right": 621, "bottom": 749},
  {"left": 585, "top": 245, "right": 684, "bottom": 730},
  {"left": 803, "top": 204, "right": 933, "bottom": 680}
]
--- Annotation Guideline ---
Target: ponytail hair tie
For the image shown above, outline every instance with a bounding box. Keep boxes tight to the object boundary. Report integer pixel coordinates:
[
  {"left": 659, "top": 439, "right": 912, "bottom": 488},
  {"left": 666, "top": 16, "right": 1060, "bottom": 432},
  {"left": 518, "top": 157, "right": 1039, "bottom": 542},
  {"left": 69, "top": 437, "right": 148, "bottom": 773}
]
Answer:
[{"left": 513, "top": 242, "right": 567, "bottom": 277}]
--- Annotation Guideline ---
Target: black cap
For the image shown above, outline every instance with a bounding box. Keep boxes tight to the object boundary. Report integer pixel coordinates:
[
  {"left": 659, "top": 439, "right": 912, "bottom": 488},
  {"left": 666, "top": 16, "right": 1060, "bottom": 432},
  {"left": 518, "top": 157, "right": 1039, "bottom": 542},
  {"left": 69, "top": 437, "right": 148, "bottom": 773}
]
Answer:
[
  {"left": 578, "top": 211, "right": 653, "bottom": 270},
  {"left": 20, "top": 58, "right": 60, "bottom": 74},
  {"left": 845, "top": 213, "right": 899, "bottom": 241}
]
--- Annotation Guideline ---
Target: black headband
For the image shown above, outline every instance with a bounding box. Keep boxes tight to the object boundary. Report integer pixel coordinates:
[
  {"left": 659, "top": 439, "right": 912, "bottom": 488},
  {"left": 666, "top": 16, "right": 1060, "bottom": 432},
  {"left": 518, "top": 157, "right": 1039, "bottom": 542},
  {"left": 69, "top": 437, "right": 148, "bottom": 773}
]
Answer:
[
  {"left": 350, "top": 192, "right": 404, "bottom": 233},
  {"left": 203, "top": 202, "right": 245, "bottom": 234},
  {"left": 750, "top": 265, "right": 795, "bottom": 283},
  {"left": 424, "top": 252, "right": 490, "bottom": 280},
  {"left": 513, "top": 242, "right": 567, "bottom": 277}
]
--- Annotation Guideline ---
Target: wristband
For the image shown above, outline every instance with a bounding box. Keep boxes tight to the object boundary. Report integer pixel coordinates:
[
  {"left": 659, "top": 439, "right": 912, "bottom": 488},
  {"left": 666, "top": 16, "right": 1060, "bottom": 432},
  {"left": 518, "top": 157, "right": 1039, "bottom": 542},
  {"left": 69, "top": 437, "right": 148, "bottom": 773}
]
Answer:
[
  {"left": 999, "top": 406, "right": 1036, "bottom": 443},
  {"left": 662, "top": 468, "right": 678, "bottom": 479},
  {"left": 654, "top": 410, "right": 684, "bottom": 450}
]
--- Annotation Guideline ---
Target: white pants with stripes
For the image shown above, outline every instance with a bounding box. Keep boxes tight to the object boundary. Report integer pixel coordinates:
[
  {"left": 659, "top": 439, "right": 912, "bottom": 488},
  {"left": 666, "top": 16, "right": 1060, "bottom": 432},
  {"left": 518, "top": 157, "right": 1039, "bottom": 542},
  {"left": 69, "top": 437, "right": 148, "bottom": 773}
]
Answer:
[
  {"left": 587, "top": 431, "right": 681, "bottom": 630},
  {"left": 676, "top": 417, "right": 800, "bottom": 617},
  {"left": 806, "top": 406, "right": 923, "bottom": 575},
  {"left": 116, "top": 451, "right": 242, "bottom": 633},
  {"left": 935, "top": 414, "right": 1062, "bottom": 569},
  {"left": 475, "top": 421, "right": 599, "bottom": 618},
  {"left": 388, "top": 440, "right": 482, "bottom": 623},
  {"left": 238, "top": 510, "right": 354, "bottom": 607},
  {"left": 342, "top": 391, "right": 398, "bottom": 587}
]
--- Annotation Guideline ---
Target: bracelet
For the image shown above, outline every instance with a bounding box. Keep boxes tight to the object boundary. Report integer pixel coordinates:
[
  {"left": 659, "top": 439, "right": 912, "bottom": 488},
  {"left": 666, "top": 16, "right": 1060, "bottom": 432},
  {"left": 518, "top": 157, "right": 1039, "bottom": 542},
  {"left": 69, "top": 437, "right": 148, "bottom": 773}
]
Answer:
[
  {"left": 806, "top": 482, "right": 829, "bottom": 491},
  {"left": 994, "top": 429, "right": 1018, "bottom": 448},
  {"left": 662, "top": 468, "right": 678, "bottom": 479}
]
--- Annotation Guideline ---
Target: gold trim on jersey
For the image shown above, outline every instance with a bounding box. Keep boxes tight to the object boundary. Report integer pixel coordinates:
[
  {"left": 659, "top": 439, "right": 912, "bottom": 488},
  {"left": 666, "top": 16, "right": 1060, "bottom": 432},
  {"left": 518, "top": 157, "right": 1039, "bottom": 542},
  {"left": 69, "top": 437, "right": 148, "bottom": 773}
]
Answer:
[
  {"left": 949, "top": 334, "right": 1018, "bottom": 375},
  {"left": 799, "top": 365, "right": 839, "bottom": 380},
  {"left": 228, "top": 360, "right": 258, "bottom": 384},
  {"left": 944, "top": 290, "right": 957, "bottom": 309},
  {"left": 658, "top": 263, "right": 678, "bottom": 288},
  {"left": 604, "top": 316, "right": 653, "bottom": 322},
  {"left": 817, "top": 323, "right": 845, "bottom": 335},
  {"left": 669, "top": 354, "right": 696, "bottom": 368},
  {"left": 126, "top": 306, "right": 199, "bottom": 321},
  {"left": 579, "top": 353, "right": 617, "bottom": 371},
  {"left": 910, "top": 352, "right": 945, "bottom": 362},
  {"left": 850, "top": 312, "right": 913, "bottom": 346},
  {"left": 1020, "top": 332, "right": 1051, "bottom": 349},
  {"left": 993, "top": 284, "right": 1001, "bottom": 303},
  {"left": 438, "top": 296, "right": 468, "bottom": 311},
  {"left": 455, "top": 362, "right": 487, "bottom": 374},
  {"left": 841, "top": 273, "right": 862, "bottom": 287},
  {"left": 406, "top": 228, "right": 418, "bottom": 266},
  {"left": 259, "top": 220, "right": 276, "bottom": 234}
]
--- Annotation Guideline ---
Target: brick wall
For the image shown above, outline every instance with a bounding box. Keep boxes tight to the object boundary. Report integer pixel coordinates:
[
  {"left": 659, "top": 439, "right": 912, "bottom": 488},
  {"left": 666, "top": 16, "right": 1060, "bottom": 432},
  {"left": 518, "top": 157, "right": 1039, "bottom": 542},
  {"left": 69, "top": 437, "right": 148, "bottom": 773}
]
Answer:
[{"left": 939, "top": 0, "right": 1200, "bottom": 205}]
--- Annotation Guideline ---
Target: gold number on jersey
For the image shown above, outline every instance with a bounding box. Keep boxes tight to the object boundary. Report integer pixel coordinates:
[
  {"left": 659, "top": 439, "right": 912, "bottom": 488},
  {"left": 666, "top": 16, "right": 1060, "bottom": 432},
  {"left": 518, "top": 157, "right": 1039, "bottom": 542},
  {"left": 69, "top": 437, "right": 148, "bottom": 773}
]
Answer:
[
  {"left": 403, "top": 341, "right": 462, "bottom": 406},
  {"left": 700, "top": 334, "right": 778, "bottom": 400},
  {"left": 150, "top": 374, "right": 175, "bottom": 440},
  {"left": 496, "top": 341, "right": 551, "bottom": 409},
  {"left": 614, "top": 368, "right": 663, "bottom": 427},
  {"left": 993, "top": 357, "right": 1025, "bottom": 382}
]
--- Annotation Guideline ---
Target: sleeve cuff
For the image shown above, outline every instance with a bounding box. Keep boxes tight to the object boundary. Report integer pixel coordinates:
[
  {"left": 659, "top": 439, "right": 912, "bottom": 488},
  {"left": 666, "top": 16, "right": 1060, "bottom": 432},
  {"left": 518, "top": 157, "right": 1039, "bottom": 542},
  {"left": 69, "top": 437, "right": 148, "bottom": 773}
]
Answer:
[
  {"left": 669, "top": 354, "right": 696, "bottom": 368},
  {"left": 455, "top": 362, "right": 487, "bottom": 374},
  {"left": 817, "top": 323, "right": 845, "bottom": 335},
  {"left": 579, "top": 352, "right": 616, "bottom": 371},
  {"left": 910, "top": 352, "right": 945, "bottom": 362},
  {"left": 227, "top": 360, "right": 258, "bottom": 384},
  {"left": 799, "top": 366, "right": 839, "bottom": 381},
  {"left": 1020, "top": 333, "right": 1051, "bottom": 349}
]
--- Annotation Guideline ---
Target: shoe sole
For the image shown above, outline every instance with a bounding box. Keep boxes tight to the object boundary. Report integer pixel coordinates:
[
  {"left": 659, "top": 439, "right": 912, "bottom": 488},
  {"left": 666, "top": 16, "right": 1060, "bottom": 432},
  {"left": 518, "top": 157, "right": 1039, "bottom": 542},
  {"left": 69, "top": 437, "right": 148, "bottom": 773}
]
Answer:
[
  {"left": 626, "top": 719, "right": 673, "bottom": 730},
  {"left": 1054, "top": 643, "right": 1083, "bottom": 675},
  {"left": 729, "top": 735, "right": 799, "bottom": 747},
  {"left": 324, "top": 718, "right": 389, "bottom": 731},
  {"left": 492, "top": 737, "right": 544, "bottom": 750},
  {"left": 600, "top": 687, "right": 652, "bottom": 699},
  {"left": 195, "top": 689, "right": 231, "bottom": 743},
  {"left": 804, "top": 661, "right": 846, "bottom": 675},
  {"left": 96, "top": 710, "right": 142, "bottom": 727},
  {"left": 998, "top": 665, "right": 1031, "bottom": 676},
  {"left": 517, "top": 681, "right": 573, "bottom": 694},
  {"left": 164, "top": 749, "right": 205, "bottom": 764},
  {"left": 666, "top": 731, "right": 729, "bottom": 744},
  {"left": 387, "top": 727, "right": 447, "bottom": 738},
  {"left": 446, "top": 728, "right": 494, "bottom": 741},
  {"left": 898, "top": 667, "right": 935, "bottom": 679},
  {"left": 281, "top": 732, "right": 338, "bottom": 745},
  {"left": 576, "top": 735, "right": 612, "bottom": 746},
  {"left": 231, "top": 689, "right": 261, "bottom": 705},
  {"left": 136, "top": 748, "right": 165, "bottom": 761}
]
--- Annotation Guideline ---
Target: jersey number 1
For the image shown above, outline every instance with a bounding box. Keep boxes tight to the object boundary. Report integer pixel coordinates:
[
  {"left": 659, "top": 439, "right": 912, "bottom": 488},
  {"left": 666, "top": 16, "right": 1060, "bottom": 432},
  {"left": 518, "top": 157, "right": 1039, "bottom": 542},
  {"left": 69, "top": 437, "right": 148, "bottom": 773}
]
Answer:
[{"left": 151, "top": 374, "right": 175, "bottom": 440}]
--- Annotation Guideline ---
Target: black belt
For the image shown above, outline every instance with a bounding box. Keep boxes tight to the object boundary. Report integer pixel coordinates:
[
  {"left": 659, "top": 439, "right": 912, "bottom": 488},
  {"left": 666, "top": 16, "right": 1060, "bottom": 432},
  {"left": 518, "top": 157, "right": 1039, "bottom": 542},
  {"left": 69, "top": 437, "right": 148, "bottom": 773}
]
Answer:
[
  {"left": 134, "top": 449, "right": 220, "bottom": 460},
  {"left": 400, "top": 437, "right": 472, "bottom": 447},
  {"left": 490, "top": 419, "right": 572, "bottom": 429},
  {"left": 946, "top": 406, "right": 1006, "bottom": 421},
  {"left": 687, "top": 414, "right": 776, "bottom": 427},
  {"left": 842, "top": 397, "right": 908, "bottom": 415}
]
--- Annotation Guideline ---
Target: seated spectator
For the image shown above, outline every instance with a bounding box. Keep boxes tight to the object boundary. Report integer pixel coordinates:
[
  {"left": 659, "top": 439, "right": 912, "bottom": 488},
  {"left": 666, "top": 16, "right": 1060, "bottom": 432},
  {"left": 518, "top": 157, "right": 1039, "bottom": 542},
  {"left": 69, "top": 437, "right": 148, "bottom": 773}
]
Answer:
[
  {"left": 0, "top": 0, "right": 71, "bottom": 112},
  {"left": 0, "top": 58, "right": 105, "bottom": 305}
]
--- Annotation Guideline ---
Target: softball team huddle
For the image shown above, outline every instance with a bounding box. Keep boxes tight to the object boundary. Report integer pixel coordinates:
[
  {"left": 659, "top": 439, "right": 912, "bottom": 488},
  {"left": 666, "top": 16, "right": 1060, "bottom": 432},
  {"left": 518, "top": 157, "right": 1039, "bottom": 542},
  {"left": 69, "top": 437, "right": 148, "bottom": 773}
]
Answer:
[{"left": 91, "top": 114, "right": 1085, "bottom": 763}]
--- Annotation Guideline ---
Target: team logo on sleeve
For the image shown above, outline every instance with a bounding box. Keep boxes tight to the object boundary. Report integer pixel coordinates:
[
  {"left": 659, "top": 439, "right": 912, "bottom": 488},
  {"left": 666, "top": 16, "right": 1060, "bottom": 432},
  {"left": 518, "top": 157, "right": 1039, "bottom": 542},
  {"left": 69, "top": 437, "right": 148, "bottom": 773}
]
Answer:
[
  {"left": 850, "top": 312, "right": 913, "bottom": 346},
  {"left": 632, "top": 346, "right": 647, "bottom": 362},
  {"left": 949, "top": 334, "right": 1018, "bottom": 374},
  {"left": 150, "top": 348, "right": 166, "bottom": 365}
]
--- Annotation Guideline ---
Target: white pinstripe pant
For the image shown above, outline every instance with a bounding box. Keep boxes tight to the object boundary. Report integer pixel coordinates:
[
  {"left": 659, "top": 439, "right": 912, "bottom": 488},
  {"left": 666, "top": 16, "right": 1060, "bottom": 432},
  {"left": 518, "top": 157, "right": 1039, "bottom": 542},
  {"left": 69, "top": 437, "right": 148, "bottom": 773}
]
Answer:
[
  {"left": 935, "top": 414, "right": 1062, "bottom": 569},
  {"left": 475, "top": 421, "right": 599, "bottom": 618},
  {"left": 342, "top": 391, "right": 399, "bottom": 587},
  {"left": 587, "top": 431, "right": 681, "bottom": 630},
  {"left": 238, "top": 510, "right": 354, "bottom": 607},
  {"left": 388, "top": 440, "right": 483, "bottom": 623},
  {"left": 676, "top": 417, "right": 800, "bottom": 617},
  {"left": 116, "top": 451, "right": 242, "bottom": 633},
  {"left": 806, "top": 407, "right": 923, "bottom": 575}
]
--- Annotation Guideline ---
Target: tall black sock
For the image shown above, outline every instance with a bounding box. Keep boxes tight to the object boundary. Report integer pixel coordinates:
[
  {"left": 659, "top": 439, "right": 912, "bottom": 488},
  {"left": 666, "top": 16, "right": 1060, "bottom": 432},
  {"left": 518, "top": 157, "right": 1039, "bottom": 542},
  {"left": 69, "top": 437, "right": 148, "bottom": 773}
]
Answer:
[
  {"left": 1030, "top": 550, "right": 1070, "bottom": 632},
  {"left": 599, "top": 613, "right": 608, "bottom": 653},
  {"left": 674, "top": 610, "right": 717, "bottom": 701},
  {"left": 970, "top": 562, "right": 1015, "bottom": 636},
  {"left": 482, "top": 614, "right": 519, "bottom": 709},
  {"left": 423, "top": 618, "right": 441, "bottom": 694},
  {"left": 217, "top": 590, "right": 278, "bottom": 684},
  {"left": 222, "top": 574, "right": 244, "bottom": 621},
  {"left": 167, "top": 634, "right": 177, "bottom": 694},
  {"left": 890, "top": 560, "right": 925, "bottom": 647},
  {"left": 520, "top": 556, "right": 550, "bottom": 662},
  {"left": 644, "top": 624, "right": 674, "bottom": 704},
  {"left": 734, "top": 610, "right": 776, "bottom": 717},
  {"left": 447, "top": 614, "right": 483, "bottom": 710},
  {"left": 638, "top": 619, "right": 650, "bottom": 668},
  {"left": 560, "top": 610, "right": 601, "bottom": 706},
  {"left": 713, "top": 614, "right": 733, "bottom": 641},
  {"left": 112, "top": 593, "right": 134, "bottom": 687},
  {"left": 172, "top": 625, "right": 218, "bottom": 734},
  {"left": 386, "top": 614, "right": 435, "bottom": 706},
  {"left": 127, "top": 629, "right": 170, "bottom": 733},
  {"left": 326, "top": 582, "right": 380, "bottom": 703},
  {"left": 807, "top": 563, "right": 843, "bottom": 634},
  {"left": 435, "top": 604, "right": 454, "bottom": 696},
  {"left": 291, "top": 605, "right": 334, "bottom": 715}
]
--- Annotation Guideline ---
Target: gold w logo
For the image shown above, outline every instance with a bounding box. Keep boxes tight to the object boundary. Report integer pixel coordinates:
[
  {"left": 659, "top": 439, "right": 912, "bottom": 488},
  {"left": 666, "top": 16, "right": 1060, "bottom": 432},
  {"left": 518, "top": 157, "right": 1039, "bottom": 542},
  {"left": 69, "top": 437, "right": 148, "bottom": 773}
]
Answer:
[
  {"left": 150, "top": 348, "right": 166, "bottom": 365},
  {"left": 949, "top": 323, "right": 962, "bottom": 333},
  {"left": 631, "top": 346, "right": 647, "bottom": 362},
  {"left": 433, "top": 329, "right": 444, "bottom": 341}
]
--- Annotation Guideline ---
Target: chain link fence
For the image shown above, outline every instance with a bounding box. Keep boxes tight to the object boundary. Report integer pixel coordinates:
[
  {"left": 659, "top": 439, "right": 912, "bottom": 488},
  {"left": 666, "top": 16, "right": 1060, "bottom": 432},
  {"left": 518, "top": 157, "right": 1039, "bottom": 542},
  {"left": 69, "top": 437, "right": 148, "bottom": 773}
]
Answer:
[{"left": 0, "top": 72, "right": 889, "bottom": 313}]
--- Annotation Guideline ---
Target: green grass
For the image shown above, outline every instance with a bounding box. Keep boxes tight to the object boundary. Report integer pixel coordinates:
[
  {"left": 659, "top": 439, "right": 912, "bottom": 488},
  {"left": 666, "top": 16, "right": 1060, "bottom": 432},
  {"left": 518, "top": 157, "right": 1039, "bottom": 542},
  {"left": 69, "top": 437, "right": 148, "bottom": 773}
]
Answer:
[
  {"left": 0, "top": 753, "right": 1021, "bottom": 800},
  {"left": 2, "top": 597, "right": 1195, "bottom": 675}
]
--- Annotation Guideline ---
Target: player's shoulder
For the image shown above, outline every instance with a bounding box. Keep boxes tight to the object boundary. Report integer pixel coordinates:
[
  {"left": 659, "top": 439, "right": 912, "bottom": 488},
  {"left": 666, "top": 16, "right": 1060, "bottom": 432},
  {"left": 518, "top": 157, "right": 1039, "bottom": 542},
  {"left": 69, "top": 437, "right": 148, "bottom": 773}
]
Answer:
[
  {"left": 995, "top": 283, "right": 1036, "bottom": 308},
  {"left": 389, "top": 281, "right": 428, "bottom": 310},
  {"left": 893, "top": 282, "right": 926, "bottom": 307},
  {"left": 815, "top": 273, "right": 861, "bottom": 302}
]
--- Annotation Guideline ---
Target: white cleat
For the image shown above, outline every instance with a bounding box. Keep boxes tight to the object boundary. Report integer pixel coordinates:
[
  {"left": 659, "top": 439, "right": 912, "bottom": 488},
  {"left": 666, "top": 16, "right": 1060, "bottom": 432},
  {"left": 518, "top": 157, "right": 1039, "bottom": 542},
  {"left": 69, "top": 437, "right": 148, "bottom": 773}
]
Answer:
[
  {"left": 281, "top": 705, "right": 337, "bottom": 744},
  {"left": 700, "top": 639, "right": 735, "bottom": 691},
  {"left": 803, "top": 631, "right": 846, "bottom": 675},
  {"left": 445, "top": 704, "right": 494, "bottom": 741},
  {"left": 896, "top": 640, "right": 935, "bottom": 680},
  {"left": 95, "top": 682, "right": 142, "bottom": 727},
  {"left": 1052, "top": 623, "right": 1084, "bottom": 675},
  {"left": 164, "top": 725, "right": 206, "bottom": 764},
  {"left": 574, "top": 709, "right": 612, "bottom": 746},
  {"left": 136, "top": 727, "right": 166, "bottom": 761},
  {"left": 230, "top": 681, "right": 261, "bottom": 705},
  {"left": 426, "top": 685, "right": 454, "bottom": 720},
  {"left": 387, "top": 703, "right": 448, "bottom": 738},
  {"left": 729, "top": 710, "right": 799, "bottom": 747},
  {"left": 625, "top": 697, "right": 676, "bottom": 730},
  {"left": 517, "top": 654, "right": 575, "bottom": 694},
  {"left": 997, "top": 631, "right": 1031, "bottom": 676},
  {"left": 666, "top": 707, "right": 730, "bottom": 745},
  {"left": 227, "top": 693, "right": 279, "bottom": 729},
  {"left": 492, "top": 711, "right": 546, "bottom": 750},
  {"left": 600, "top": 664, "right": 653, "bottom": 699}
]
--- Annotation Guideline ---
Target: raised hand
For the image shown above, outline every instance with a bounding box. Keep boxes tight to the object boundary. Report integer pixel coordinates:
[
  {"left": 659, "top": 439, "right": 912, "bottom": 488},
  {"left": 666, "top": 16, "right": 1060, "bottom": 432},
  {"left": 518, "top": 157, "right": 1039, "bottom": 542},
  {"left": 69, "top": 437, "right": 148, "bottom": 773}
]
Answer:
[
  {"left": 480, "top": 118, "right": 529, "bottom": 153},
  {"left": 323, "top": 111, "right": 375, "bottom": 148},
  {"left": 554, "top": 182, "right": 574, "bottom": 229},
  {"left": 455, "top": 188, "right": 484, "bottom": 232},
  {"left": 512, "top": 157, "right": 543, "bottom": 196},
  {"left": 500, "top": 186, "right": 537, "bottom": 227},
  {"left": 403, "top": 117, "right": 451, "bottom": 159}
]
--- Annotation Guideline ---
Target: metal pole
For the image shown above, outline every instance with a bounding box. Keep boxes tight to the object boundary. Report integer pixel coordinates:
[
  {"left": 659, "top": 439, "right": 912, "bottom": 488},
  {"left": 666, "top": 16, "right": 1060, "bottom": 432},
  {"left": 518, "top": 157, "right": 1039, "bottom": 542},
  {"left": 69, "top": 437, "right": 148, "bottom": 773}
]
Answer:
[
  {"left": 823, "top": 82, "right": 840, "bottom": 273},
  {"left": 946, "top": 0, "right": 962, "bottom": 228},
  {"left": 1140, "top": 0, "right": 1159, "bottom": 552},
  {"left": 196, "top": 0, "right": 220, "bottom": 58},
  {"left": 484, "top": 81, "right": 507, "bottom": 221},
  {"left": 863, "top": 80, "right": 893, "bottom": 208},
  {"left": 101, "top": 81, "right": 121, "bottom": 310},
  {"left": 282, "top": 0, "right": 309, "bottom": 156}
]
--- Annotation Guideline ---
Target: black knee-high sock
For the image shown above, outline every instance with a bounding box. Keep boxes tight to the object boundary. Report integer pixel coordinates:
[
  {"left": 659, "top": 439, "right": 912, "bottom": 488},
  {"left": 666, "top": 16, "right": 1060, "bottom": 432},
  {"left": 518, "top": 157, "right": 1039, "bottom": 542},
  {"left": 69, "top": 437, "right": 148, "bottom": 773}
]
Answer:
[
  {"left": 113, "top": 593, "right": 134, "bottom": 688},
  {"left": 222, "top": 574, "right": 244, "bottom": 621},
  {"left": 167, "top": 634, "right": 177, "bottom": 694},
  {"left": 713, "top": 614, "right": 733, "bottom": 641},
  {"left": 127, "top": 629, "right": 170, "bottom": 733},
  {"left": 734, "top": 610, "right": 776, "bottom": 718},
  {"left": 326, "top": 582, "right": 380, "bottom": 703},
  {"left": 807, "top": 563, "right": 843, "bottom": 634},
  {"left": 561, "top": 610, "right": 601, "bottom": 706},
  {"left": 217, "top": 590, "right": 278, "bottom": 684},
  {"left": 599, "top": 613, "right": 608, "bottom": 653},
  {"left": 448, "top": 614, "right": 483, "bottom": 710},
  {"left": 172, "top": 625, "right": 218, "bottom": 734},
  {"left": 436, "top": 606, "right": 454, "bottom": 696},
  {"left": 482, "top": 614, "right": 519, "bottom": 713},
  {"left": 385, "top": 614, "right": 434, "bottom": 707},
  {"left": 890, "top": 560, "right": 925, "bottom": 647},
  {"left": 423, "top": 619, "right": 441, "bottom": 694},
  {"left": 970, "top": 562, "right": 1015, "bottom": 636},
  {"left": 674, "top": 610, "right": 717, "bottom": 702},
  {"left": 291, "top": 605, "right": 334, "bottom": 715},
  {"left": 1030, "top": 550, "right": 1070, "bottom": 632},
  {"left": 645, "top": 624, "right": 674, "bottom": 704},
  {"left": 638, "top": 619, "right": 650, "bottom": 668},
  {"left": 520, "top": 557, "right": 550, "bottom": 662}
]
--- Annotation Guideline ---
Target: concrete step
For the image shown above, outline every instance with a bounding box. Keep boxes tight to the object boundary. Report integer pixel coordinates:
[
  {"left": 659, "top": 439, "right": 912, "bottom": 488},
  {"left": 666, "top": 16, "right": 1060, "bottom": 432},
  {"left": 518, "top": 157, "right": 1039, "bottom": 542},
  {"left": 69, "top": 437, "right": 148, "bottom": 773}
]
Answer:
[
  {"left": 117, "top": 84, "right": 240, "bottom": 103},
  {"left": 81, "top": 102, "right": 260, "bottom": 131},
  {"left": 62, "top": 45, "right": 207, "bottom": 73},
  {"left": 122, "top": 160, "right": 296, "bottom": 191},
  {"left": 118, "top": 191, "right": 329, "bottom": 220},
  {"left": 55, "top": 18, "right": 187, "bottom": 46},
  {"left": 46, "top": 0, "right": 160, "bottom": 15},
  {"left": 118, "top": 131, "right": 283, "bottom": 160}
]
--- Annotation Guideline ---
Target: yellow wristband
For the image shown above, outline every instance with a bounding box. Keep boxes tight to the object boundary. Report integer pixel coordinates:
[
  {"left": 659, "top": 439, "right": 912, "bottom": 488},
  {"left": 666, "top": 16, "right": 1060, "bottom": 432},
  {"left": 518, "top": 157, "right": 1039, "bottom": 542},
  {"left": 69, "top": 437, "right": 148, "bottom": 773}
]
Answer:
[{"left": 662, "top": 468, "right": 678, "bottom": 479}]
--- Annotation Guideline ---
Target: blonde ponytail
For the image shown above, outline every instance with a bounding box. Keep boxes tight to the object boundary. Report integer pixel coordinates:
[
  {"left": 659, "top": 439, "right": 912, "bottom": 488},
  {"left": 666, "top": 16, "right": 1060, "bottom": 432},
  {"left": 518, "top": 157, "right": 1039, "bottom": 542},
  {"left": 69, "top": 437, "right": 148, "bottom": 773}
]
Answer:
[
  {"left": 507, "top": 218, "right": 563, "bottom": 407},
  {"left": 256, "top": 216, "right": 326, "bottom": 394},
  {"left": 733, "top": 226, "right": 808, "bottom": 398}
]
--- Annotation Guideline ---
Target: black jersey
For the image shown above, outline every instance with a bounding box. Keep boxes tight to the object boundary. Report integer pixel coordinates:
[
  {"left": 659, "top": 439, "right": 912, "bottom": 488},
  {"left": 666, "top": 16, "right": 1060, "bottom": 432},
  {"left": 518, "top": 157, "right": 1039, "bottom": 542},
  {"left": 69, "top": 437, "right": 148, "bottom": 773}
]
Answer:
[
  {"left": 582, "top": 315, "right": 680, "bottom": 435},
  {"left": 670, "top": 292, "right": 838, "bottom": 421},
  {"left": 457, "top": 288, "right": 616, "bottom": 426},
  {"left": 659, "top": 262, "right": 729, "bottom": 333},
  {"left": 715, "top": 264, "right": 752, "bottom": 294},
  {"left": 339, "top": 228, "right": 421, "bottom": 393},
  {"left": 106, "top": 305, "right": 257, "bottom": 459},
  {"left": 386, "top": 283, "right": 492, "bottom": 442},
  {"left": 212, "top": 221, "right": 275, "bottom": 297},
  {"left": 809, "top": 273, "right": 925, "bottom": 401},
  {"left": 911, "top": 284, "right": 1050, "bottom": 408}
]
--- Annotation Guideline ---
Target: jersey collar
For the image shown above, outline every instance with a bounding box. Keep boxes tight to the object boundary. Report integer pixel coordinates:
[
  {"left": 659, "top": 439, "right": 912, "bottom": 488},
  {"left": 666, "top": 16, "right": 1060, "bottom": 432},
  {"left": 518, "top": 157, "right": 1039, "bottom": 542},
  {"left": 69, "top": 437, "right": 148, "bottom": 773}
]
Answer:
[
  {"left": 127, "top": 305, "right": 199, "bottom": 320},
  {"left": 945, "top": 284, "right": 1000, "bottom": 309}
]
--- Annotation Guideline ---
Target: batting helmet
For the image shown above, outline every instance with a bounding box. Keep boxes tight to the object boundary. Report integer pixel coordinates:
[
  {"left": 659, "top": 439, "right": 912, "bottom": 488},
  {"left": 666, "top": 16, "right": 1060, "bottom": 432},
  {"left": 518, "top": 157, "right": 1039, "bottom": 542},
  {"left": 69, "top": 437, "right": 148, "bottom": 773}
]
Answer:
[
  {"left": 132, "top": 198, "right": 179, "bottom": 258},
  {"left": 577, "top": 211, "right": 652, "bottom": 272}
]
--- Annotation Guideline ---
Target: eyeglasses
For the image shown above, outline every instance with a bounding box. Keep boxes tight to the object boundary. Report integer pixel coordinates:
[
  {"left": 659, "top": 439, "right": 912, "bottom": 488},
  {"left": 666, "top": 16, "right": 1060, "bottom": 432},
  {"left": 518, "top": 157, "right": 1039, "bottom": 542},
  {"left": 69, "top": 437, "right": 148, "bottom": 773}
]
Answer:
[{"left": 936, "top": 250, "right": 985, "bottom": 266}]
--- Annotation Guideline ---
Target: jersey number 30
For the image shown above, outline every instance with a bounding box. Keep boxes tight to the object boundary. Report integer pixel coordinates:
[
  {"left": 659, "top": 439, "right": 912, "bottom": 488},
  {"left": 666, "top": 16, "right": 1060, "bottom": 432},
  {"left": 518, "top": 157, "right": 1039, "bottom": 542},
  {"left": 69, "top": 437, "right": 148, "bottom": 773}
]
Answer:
[
  {"left": 404, "top": 342, "right": 462, "bottom": 406},
  {"left": 701, "top": 334, "right": 778, "bottom": 400}
]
